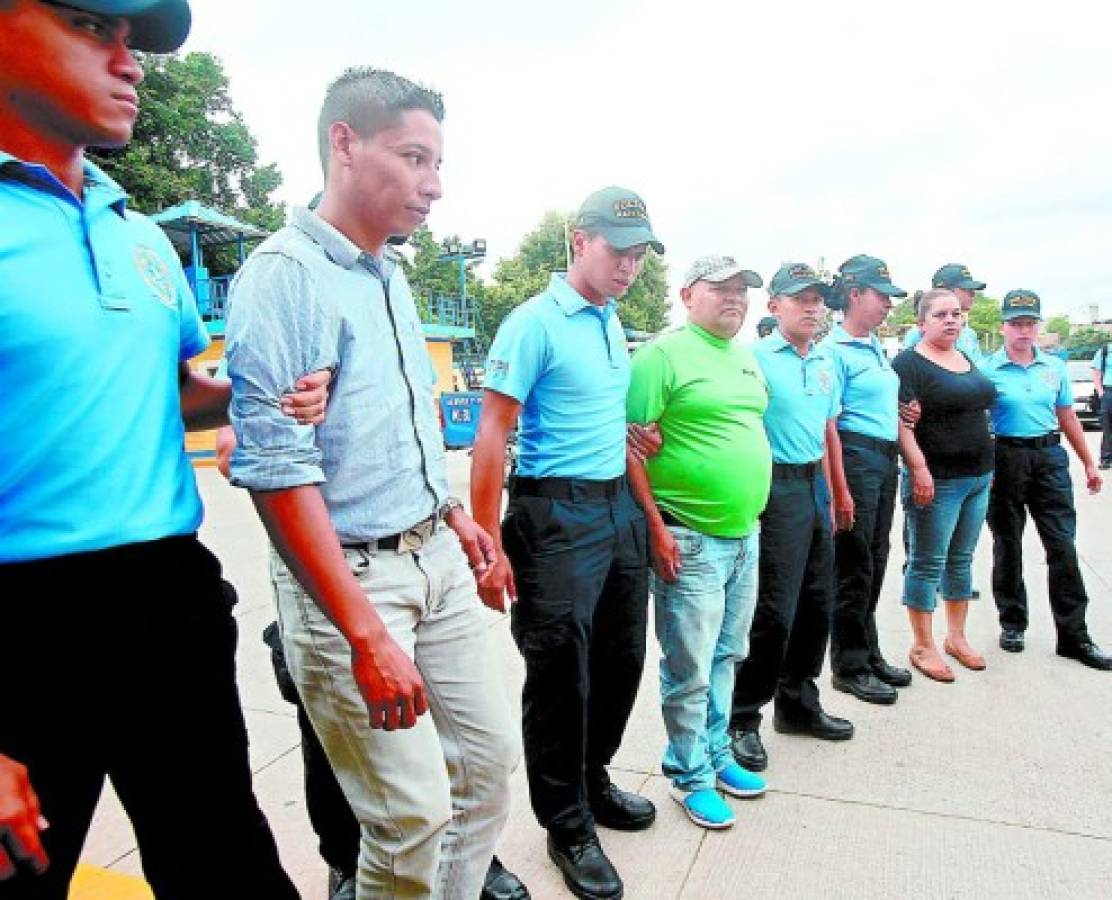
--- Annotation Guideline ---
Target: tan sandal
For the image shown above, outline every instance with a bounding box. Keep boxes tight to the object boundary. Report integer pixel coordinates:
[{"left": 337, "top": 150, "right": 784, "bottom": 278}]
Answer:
[
  {"left": 944, "top": 638, "right": 986, "bottom": 671},
  {"left": 909, "top": 647, "right": 955, "bottom": 683}
]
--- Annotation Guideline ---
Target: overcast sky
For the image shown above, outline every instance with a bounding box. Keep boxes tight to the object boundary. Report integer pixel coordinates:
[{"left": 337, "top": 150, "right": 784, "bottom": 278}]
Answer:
[{"left": 184, "top": 0, "right": 1112, "bottom": 332}]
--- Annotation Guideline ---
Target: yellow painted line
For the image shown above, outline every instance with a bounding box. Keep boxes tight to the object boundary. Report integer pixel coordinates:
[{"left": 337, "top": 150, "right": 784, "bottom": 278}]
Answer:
[{"left": 69, "top": 863, "right": 153, "bottom": 899}]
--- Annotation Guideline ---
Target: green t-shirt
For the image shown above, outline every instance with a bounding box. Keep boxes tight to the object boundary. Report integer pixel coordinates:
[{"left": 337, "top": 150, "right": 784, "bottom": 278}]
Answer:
[{"left": 627, "top": 323, "right": 771, "bottom": 538}]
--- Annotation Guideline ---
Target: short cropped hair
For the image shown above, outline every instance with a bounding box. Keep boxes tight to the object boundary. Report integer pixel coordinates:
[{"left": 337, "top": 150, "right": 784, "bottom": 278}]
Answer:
[{"left": 317, "top": 67, "right": 444, "bottom": 176}]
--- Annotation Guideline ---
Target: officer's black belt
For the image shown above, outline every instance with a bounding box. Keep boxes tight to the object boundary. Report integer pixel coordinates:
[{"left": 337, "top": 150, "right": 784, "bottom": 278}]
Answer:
[
  {"left": 996, "top": 432, "right": 1060, "bottom": 449},
  {"left": 838, "top": 430, "right": 898, "bottom": 459},
  {"left": 772, "top": 460, "right": 822, "bottom": 480},
  {"left": 510, "top": 474, "right": 625, "bottom": 501},
  {"left": 342, "top": 513, "right": 437, "bottom": 552}
]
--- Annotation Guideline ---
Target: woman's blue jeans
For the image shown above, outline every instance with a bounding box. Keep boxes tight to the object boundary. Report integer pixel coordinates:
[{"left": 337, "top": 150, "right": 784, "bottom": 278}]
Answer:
[{"left": 901, "top": 471, "right": 992, "bottom": 612}]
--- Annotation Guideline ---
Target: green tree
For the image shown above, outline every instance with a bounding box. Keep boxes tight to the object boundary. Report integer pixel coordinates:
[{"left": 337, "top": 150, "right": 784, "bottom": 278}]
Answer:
[
  {"left": 966, "top": 293, "right": 1003, "bottom": 351},
  {"left": 1045, "top": 314, "right": 1072, "bottom": 344},
  {"left": 89, "top": 52, "right": 284, "bottom": 272},
  {"left": 1066, "top": 326, "right": 1111, "bottom": 351},
  {"left": 480, "top": 211, "right": 670, "bottom": 343},
  {"left": 619, "top": 253, "right": 670, "bottom": 332},
  {"left": 888, "top": 296, "right": 918, "bottom": 328}
]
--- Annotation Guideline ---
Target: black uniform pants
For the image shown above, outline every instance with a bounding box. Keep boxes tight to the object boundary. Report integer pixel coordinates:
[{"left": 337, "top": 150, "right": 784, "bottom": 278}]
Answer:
[
  {"left": 504, "top": 478, "right": 648, "bottom": 844},
  {"left": 831, "top": 433, "right": 898, "bottom": 677},
  {"left": 987, "top": 442, "right": 1091, "bottom": 646},
  {"left": 0, "top": 537, "right": 299, "bottom": 900},
  {"left": 731, "top": 468, "right": 834, "bottom": 730}
]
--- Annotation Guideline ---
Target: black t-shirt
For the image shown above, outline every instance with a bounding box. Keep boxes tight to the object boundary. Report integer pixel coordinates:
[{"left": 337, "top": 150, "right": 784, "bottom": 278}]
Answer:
[{"left": 892, "top": 349, "right": 997, "bottom": 479}]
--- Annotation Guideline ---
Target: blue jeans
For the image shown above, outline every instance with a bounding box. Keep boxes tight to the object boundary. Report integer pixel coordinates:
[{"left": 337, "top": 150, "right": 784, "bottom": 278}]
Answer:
[
  {"left": 901, "top": 471, "right": 992, "bottom": 612},
  {"left": 654, "top": 526, "right": 759, "bottom": 791}
]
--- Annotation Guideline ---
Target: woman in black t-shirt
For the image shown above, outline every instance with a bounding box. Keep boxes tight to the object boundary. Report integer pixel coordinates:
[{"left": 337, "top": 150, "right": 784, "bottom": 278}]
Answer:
[{"left": 893, "top": 290, "right": 997, "bottom": 682}]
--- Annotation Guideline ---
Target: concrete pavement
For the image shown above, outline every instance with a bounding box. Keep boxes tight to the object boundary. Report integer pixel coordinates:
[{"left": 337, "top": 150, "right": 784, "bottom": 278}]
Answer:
[{"left": 77, "top": 434, "right": 1112, "bottom": 899}]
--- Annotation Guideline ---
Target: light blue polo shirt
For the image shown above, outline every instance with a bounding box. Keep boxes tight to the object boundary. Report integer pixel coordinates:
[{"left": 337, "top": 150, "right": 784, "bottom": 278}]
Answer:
[
  {"left": 485, "top": 273, "right": 628, "bottom": 479},
  {"left": 1091, "top": 345, "right": 1112, "bottom": 388},
  {"left": 902, "top": 324, "right": 983, "bottom": 363},
  {"left": 0, "top": 154, "right": 208, "bottom": 563},
  {"left": 820, "top": 324, "right": 899, "bottom": 441},
  {"left": 980, "top": 347, "right": 1072, "bottom": 438},
  {"left": 754, "top": 330, "right": 841, "bottom": 463}
]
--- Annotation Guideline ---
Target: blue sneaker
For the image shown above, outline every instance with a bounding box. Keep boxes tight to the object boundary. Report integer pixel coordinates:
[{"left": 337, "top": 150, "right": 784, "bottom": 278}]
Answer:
[
  {"left": 669, "top": 786, "right": 735, "bottom": 829},
  {"left": 716, "top": 762, "right": 767, "bottom": 798}
]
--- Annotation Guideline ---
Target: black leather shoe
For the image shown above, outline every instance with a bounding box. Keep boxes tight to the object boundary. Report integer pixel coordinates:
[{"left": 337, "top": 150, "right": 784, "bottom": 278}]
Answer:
[
  {"left": 589, "top": 783, "right": 656, "bottom": 831},
  {"left": 1057, "top": 641, "right": 1112, "bottom": 671},
  {"left": 547, "top": 834, "right": 623, "bottom": 900},
  {"left": 774, "top": 710, "right": 855, "bottom": 741},
  {"left": 729, "top": 728, "right": 768, "bottom": 771},
  {"left": 871, "top": 659, "right": 912, "bottom": 687},
  {"left": 482, "top": 855, "right": 530, "bottom": 900},
  {"left": 999, "top": 628, "right": 1025, "bottom": 653},
  {"left": 832, "top": 672, "right": 898, "bottom": 705}
]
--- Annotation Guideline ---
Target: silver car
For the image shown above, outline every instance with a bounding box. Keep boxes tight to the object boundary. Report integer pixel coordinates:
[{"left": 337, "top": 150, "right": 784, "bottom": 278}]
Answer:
[{"left": 1067, "top": 359, "right": 1101, "bottom": 429}]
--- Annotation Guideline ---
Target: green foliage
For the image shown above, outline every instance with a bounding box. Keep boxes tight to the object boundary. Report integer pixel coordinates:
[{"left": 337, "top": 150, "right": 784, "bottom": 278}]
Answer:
[
  {"left": 1045, "top": 314, "right": 1072, "bottom": 343},
  {"left": 620, "top": 253, "right": 670, "bottom": 332},
  {"left": 479, "top": 210, "right": 671, "bottom": 344},
  {"left": 1066, "top": 326, "right": 1111, "bottom": 351},
  {"left": 480, "top": 211, "right": 573, "bottom": 345},
  {"left": 888, "top": 296, "right": 917, "bottom": 328},
  {"left": 966, "top": 293, "right": 1002, "bottom": 350},
  {"left": 88, "top": 52, "right": 284, "bottom": 272}
]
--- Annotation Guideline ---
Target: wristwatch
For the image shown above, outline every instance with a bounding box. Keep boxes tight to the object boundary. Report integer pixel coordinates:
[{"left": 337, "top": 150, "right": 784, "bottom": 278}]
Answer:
[{"left": 438, "top": 496, "right": 465, "bottom": 520}]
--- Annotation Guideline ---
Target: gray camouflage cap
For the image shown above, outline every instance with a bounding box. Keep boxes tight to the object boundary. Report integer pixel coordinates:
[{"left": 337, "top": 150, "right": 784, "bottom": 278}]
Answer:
[{"left": 682, "top": 255, "right": 763, "bottom": 290}]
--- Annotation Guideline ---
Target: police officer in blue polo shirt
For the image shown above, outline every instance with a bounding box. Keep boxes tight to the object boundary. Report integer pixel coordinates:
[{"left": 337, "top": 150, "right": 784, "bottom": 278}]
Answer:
[
  {"left": 471, "top": 187, "right": 662, "bottom": 900},
  {"left": 981, "top": 291, "right": 1111, "bottom": 670},
  {"left": 903, "top": 264, "right": 987, "bottom": 363},
  {"left": 0, "top": 2, "right": 323, "bottom": 894},
  {"left": 822, "top": 255, "right": 914, "bottom": 705},
  {"left": 730, "top": 264, "right": 854, "bottom": 773}
]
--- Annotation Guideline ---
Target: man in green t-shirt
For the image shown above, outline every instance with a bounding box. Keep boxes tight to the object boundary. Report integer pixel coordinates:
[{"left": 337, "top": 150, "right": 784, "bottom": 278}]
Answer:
[{"left": 627, "top": 255, "right": 772, "bottom": 830}]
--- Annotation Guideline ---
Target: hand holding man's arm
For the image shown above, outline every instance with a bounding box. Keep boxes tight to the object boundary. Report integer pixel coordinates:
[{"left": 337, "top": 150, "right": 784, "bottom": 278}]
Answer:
[
  {"left": 181, "top": 365, "right": 333, "bottom": 432},
  {"left": 626, "top": 422, "right": 663, "bottom": 462}
]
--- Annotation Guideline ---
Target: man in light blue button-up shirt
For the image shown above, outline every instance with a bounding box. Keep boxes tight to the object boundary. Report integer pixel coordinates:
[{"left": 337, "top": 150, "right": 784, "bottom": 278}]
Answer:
[{"left": 226, "top": 67, "right": 516, "bottom": 900}]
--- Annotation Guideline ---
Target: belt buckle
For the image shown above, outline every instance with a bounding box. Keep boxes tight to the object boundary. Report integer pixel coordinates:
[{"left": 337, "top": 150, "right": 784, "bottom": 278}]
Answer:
[{"left": 400, "top": 516, "right": 435, "bottom": 552}]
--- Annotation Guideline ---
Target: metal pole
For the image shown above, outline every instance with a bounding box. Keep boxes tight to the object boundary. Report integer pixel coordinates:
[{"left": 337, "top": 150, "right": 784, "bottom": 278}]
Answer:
[{"left": 459, "top": 255, "right": 467, "bottom": 327}]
